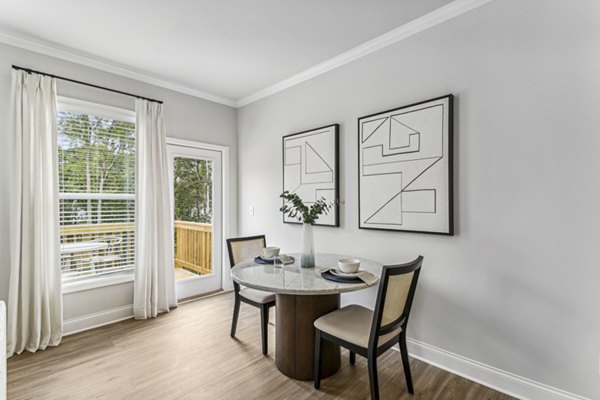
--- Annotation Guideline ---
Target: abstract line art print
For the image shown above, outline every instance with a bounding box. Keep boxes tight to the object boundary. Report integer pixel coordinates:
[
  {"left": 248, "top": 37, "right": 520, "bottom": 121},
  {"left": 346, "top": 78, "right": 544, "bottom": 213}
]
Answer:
[
  {"left": 282, "top": 124, "right": 339, "bottom": 227},
  {"left": 358, "top": 95, "right": 453, "bottom": 235}
]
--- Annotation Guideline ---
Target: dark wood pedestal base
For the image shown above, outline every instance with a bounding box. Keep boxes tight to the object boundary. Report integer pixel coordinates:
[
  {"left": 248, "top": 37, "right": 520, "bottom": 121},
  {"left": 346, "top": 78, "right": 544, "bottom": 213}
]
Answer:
[{"left": 275, "top": 293, "right": 341, "bottom": 380}]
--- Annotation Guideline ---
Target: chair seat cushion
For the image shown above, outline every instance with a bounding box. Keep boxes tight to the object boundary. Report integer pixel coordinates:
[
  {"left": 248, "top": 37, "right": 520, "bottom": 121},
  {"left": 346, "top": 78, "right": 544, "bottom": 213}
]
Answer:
[
  {"left": 240, "top": 288, "right": 275, "bottom": 304},
  {"left": 314, "top": 304, "right": 401, "bottom": 349}
]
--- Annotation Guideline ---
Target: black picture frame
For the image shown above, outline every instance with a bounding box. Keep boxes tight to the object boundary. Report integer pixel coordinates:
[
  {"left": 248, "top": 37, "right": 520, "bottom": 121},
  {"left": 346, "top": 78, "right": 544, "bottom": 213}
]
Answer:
[
  {"left": 282, "top": 124, "right": 340, "bottom": 227},
  {"left": 357, "top": 95, "right": 454, "bottom": 235}
]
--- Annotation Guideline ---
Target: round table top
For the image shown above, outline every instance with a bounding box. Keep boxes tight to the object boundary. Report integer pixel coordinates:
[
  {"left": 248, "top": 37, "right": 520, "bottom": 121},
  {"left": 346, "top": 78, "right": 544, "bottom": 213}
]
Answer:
[{"left": 231, "top": 253, "right": 382, "bottom": 295}]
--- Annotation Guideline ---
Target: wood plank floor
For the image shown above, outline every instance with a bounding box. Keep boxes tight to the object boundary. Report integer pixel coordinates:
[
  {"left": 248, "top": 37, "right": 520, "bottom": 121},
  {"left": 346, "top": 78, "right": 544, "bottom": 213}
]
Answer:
[{"left": 7, "top": 292, "right": 515, "bottom": 400}]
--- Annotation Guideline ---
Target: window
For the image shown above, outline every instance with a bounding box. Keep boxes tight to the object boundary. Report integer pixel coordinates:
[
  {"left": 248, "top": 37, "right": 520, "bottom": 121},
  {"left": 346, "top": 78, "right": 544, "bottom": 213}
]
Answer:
[{"left": 57, "top": 98, "right": 136, "bottom": 284}]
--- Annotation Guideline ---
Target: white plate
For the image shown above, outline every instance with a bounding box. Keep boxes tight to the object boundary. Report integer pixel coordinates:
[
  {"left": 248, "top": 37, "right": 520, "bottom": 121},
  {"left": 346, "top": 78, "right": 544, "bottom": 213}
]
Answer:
[{"left": 330, "top": 269, "right": 362, "bottom": 278}]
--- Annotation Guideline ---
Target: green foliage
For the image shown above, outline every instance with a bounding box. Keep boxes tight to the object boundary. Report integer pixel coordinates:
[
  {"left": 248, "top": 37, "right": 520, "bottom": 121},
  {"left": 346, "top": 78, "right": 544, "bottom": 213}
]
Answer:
[
  {"left": 58, "top": 112, "right": 135, "bottom": 194},
  {"left": 57, "top": 110, "right": 213, "bottom": 227},
  {"left": 58, "top": 111, "right": 135, "bottom": 225},
  {"left": 279, "top": 190, "right": 331, "bottom": 225},
  {"left": 173, "top": 158, "right": 213, "bottom": 223}
]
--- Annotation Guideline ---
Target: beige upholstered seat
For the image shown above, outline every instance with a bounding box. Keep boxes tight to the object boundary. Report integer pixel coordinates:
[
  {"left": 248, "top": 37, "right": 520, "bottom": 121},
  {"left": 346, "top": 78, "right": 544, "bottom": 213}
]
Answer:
[
  {"left": 314, "top": 304, "right": 401, "bottom": 349},
  {"left": 239, "top": 288, "right": 275, "bottom": 304}
]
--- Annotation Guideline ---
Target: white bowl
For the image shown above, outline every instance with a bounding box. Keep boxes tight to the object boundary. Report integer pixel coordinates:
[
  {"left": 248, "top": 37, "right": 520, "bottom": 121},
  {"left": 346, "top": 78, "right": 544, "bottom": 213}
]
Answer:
[
  {"left": 262, "top": 247, "right": 280, "bottom": 258},
  {"left": 338, "top": 258, "right": 360, "bottom": 273}
]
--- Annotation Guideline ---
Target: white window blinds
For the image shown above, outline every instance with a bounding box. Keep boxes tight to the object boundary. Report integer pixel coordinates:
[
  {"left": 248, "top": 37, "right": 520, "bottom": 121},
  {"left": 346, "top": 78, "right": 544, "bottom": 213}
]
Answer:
[{"left": 57, "top": 99, "right": 136, "bottom": 283}]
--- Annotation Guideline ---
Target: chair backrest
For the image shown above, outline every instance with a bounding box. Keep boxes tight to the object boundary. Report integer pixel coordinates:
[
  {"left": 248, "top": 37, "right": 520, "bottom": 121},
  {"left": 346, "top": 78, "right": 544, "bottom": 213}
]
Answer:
[
  {"left": 226, "top": 235, "right": 267, "bottom": 268},
  {"left": 369, "top": 256, "right": 423, "bottom": 348}
]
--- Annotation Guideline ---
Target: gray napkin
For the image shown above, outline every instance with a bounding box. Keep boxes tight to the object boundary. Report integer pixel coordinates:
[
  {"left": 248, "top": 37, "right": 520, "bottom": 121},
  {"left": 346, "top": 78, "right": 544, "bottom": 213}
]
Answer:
[
  {"left": 277, "top": 254, "right": 295, "bottom": 264},
  {"left": 322, "top": 268, "right": 378, "bottom": 286}
]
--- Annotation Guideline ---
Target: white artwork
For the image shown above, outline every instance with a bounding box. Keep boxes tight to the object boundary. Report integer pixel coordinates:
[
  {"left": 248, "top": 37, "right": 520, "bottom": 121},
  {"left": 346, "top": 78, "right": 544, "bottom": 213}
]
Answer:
[
  {"left": 283, "top": 124, "right": 339, "bottom": 227},
  {"left": 358, "top": 95, "right": 453, "bottom": 234}
]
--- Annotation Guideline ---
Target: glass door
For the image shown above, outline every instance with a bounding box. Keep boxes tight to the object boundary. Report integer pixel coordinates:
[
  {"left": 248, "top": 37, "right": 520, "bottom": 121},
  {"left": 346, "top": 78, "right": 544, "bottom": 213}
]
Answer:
[{"left": 167, "top": 143, "right": 223, "bottom": 299}]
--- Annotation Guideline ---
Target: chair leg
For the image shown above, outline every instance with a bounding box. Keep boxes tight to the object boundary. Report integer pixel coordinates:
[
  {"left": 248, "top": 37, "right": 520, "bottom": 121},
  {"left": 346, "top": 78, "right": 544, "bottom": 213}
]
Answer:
[
  {"left": 314, "top": 329, "right": 323, "bottom": 389},
  {"left": 230, "top": 295, "right": 241, "bottom": 337},
  {"left": 367, "top": 353, "right": 380, "bottom": 400},
  {"left": 399, "top": 333, "right": 414, "bottom": 394},
  {"left": 260, "top": 305, "right": 269, "bottom": 355},
  {"left": 349, "top": 351, "right": 356, "bottom": 365}
]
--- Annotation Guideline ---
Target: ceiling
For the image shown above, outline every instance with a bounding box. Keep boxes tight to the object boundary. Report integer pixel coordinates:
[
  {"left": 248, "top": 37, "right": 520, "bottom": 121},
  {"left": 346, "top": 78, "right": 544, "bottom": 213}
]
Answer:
[{"left": 0, "top": 0, "right": 455, "bottom": 105}]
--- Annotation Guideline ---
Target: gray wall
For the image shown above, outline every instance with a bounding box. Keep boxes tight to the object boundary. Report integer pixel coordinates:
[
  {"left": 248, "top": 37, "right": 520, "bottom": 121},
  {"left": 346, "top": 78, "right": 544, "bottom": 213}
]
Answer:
[
  {"left": 237, "top": 1, "right": 600, "bottom": 398},
  {"left": 0, "top": 42, "right": 238, "bottom": 321}
]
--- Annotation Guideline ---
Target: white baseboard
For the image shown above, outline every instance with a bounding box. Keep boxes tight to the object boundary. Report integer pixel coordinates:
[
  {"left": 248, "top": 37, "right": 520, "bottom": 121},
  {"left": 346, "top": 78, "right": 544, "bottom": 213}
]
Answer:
[
  {"left": 63, "top": 305, "right": 134, "bottom": 336},
  {"left": 404, "top": 338, "right": 592, "bottom": 400}
]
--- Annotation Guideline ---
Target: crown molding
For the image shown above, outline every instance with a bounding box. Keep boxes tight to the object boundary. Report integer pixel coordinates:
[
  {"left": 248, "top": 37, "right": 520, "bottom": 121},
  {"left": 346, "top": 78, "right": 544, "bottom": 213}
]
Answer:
[
  {"left": 0, "top": 28, "right": 237, "bottom": 107},
  {"left": 0, "top": 0, "right": 492, "bottom": 109},
  {"left": 236, "top": 0, "right": 494, "bottom": 107}
]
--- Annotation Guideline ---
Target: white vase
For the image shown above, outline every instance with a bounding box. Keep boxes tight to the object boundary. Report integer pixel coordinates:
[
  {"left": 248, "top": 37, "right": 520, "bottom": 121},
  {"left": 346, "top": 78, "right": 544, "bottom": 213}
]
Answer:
[{"left": 301, "top": 223, "right": 315, "bottom": 268}]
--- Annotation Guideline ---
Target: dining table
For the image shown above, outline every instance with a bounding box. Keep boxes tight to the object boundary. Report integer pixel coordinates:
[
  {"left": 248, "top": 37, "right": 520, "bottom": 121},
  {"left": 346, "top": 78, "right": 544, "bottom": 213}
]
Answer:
[{"left": 231, "top": 253, "right": 382, "bottom": 381}]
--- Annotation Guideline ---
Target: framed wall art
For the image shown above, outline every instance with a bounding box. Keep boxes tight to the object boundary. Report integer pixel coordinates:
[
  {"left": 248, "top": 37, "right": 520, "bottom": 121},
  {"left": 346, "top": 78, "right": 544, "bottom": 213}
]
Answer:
[
  {"left": 358, "top": 95, "right": 453, "bottom": 235},
  {"left": 282, "top": 124, "right": 339, "bottom": 227}
]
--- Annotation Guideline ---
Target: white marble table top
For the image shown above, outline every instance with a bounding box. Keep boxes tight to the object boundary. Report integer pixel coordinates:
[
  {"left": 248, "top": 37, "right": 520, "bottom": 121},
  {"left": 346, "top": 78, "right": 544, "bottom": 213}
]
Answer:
[{"left": 231, "top": 253, "right": 382, "bottom": 295}]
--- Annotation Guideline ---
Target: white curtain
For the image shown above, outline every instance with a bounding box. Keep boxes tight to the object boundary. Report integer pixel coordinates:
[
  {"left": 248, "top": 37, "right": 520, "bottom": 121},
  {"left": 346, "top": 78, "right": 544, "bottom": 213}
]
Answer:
[
  {"left": 133, "top": 99, "right": 177, "bottom": 319},
  {"left": 7, "top": 70, "right": 62, "bottom": 357},
  {"left": 1, "top": 301, "right": 6, "bottom": 398}
]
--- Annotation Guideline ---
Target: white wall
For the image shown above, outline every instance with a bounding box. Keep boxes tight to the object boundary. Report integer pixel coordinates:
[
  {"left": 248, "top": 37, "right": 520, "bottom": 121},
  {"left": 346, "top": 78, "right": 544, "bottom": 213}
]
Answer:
[
  {"left": 237, "top": 1, "right": 600, "bottom": 399},
  {"left": 0, "top": 42, "right": 238, "bottom": 324}
]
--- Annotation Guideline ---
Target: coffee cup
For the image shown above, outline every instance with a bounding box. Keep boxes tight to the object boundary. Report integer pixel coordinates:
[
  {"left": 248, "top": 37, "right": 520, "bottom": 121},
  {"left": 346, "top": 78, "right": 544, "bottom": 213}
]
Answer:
[
  {"left": 262, "top": 247, "right": 280, "bottom": 258},
  {"left": 338, "top": 258, "right": 360, "bottom": 273}
]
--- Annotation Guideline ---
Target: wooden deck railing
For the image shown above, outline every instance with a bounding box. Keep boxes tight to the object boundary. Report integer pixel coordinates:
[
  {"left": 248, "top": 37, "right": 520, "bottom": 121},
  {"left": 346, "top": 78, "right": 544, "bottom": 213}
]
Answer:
[
  {"left": 60, "top": 222, "right": 135, "bottom": 241},
  {"left": 60, "top": 222, "right": 135, "bottom": 258},
  {"left": 59, "top": 222, "right": 135, "bottom": 279},
  {"left": 174, "top": 221, "right": 212, "bottom": 276},
  {"left": 60, "top": 221, "right": 212, "bottom": 276}
]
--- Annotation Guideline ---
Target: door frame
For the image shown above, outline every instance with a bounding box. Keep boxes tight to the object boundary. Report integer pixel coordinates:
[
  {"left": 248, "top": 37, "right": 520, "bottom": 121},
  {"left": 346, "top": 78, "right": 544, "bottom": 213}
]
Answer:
[{"left": 166, "top": 137, "right": 232, "bottom": 295}]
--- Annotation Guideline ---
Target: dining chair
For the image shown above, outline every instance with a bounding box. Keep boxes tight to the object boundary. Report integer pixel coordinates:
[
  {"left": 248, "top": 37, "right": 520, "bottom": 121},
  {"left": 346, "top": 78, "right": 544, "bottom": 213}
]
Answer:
[
  {"left": 91, "top": 236, "right": 123, "bottom": 270},
  {"left": 313, "top": 256, "right": 423, "bottom": 400},
  {"left": 226, "top": 235, "right": 276, "bottom": 355}
]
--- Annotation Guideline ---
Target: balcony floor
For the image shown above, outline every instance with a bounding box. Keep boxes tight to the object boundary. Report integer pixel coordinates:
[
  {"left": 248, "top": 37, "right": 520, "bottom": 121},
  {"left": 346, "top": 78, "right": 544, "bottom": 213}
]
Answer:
[{"left": 175, "top": 267, "right": 200, "bottom": 281}]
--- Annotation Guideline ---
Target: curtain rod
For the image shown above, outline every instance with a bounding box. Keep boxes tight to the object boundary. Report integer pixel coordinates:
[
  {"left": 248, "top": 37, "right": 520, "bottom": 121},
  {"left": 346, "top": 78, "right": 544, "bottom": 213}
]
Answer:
[{"left": 12, "top": 65, "right": 163, "bottom": 104}]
